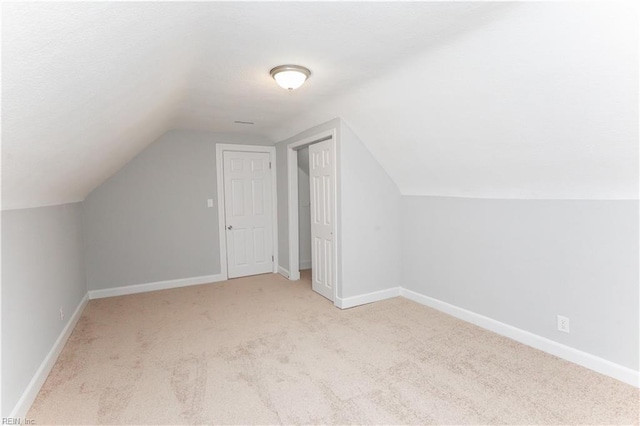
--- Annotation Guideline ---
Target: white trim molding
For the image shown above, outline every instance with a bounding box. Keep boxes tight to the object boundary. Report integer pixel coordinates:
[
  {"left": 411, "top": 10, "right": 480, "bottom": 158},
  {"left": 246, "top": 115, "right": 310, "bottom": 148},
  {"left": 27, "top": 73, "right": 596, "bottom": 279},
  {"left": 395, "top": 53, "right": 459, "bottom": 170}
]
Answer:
[
  {"left": 277, "top": 266, "right": 290, "bottom": 279},
  {"left": 399, "top": 288, "right": 640, "bottom": 388},
  {"left": 336, "top": 287, "right": 401, "bottom": 309},
  {"left": 88, "top": 274, "right": 226, "bottom": 299},
  {"left": 10, "top": 294, "right": 89, "bottom": 419},
  {"left": 215, "top": 144, "right": 279, "bottom": 280}
]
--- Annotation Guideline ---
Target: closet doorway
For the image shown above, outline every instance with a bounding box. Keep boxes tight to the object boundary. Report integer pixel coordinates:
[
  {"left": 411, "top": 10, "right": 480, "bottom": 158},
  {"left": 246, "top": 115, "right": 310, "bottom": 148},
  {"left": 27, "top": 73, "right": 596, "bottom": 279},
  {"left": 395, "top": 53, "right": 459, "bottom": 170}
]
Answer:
[{"left": 286, "top": 130, "right": 338, "bottom": 303}]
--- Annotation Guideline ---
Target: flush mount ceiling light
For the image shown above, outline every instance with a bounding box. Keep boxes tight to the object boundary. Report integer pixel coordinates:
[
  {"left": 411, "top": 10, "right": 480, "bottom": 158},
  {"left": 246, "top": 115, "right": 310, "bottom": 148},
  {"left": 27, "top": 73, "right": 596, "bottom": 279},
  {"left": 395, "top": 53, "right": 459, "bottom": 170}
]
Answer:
[{"left": 270, "top": 65, "right": 311, "bottom": 91}]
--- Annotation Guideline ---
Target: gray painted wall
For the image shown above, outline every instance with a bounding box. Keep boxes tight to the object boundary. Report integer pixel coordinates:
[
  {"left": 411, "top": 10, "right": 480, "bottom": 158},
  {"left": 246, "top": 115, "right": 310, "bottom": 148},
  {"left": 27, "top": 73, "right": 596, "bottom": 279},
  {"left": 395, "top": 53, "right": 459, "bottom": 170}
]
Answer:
[
  {"left": 297, "top": 147, "right": 312, "bottom": 268},
  {"left": 2, "top": 203, "right": 87, "bottom": 416},
  {"left": 402, "top": 196, "right": 639, "bottom": 370},
  {"left": 339, "top": 122, "right": 402, "bottom": 299},
  {"left": 83, "top": 130, "right": 271, "bottom": 290}
]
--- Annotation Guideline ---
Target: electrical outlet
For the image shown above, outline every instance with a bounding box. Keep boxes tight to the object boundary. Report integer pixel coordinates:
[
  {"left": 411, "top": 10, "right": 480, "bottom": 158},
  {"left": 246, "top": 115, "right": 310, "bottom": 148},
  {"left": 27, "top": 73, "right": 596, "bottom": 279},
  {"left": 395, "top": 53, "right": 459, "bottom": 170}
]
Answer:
[
  {"left": 60, "top": 307, "right": 65, "bottom": 321},
  {"left": 557, "top": 315, "right": 570, "bottom": 333}
]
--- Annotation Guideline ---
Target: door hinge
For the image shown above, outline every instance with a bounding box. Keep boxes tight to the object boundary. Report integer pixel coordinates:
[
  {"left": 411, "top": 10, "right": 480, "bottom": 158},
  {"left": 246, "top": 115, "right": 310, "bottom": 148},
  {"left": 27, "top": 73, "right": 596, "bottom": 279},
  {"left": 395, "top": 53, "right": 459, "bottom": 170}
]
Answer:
[
  {"left": 271, "top": 255, "right": 274, "bottom": 262},
  {"left": 269, "top": 161, "right": 272, "bottom": 169}
]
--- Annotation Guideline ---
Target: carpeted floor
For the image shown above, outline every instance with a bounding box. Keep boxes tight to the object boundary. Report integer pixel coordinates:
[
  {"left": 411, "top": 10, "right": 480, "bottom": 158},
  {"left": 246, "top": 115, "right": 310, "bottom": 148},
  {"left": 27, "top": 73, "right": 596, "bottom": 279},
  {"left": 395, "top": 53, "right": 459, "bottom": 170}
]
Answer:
[{"left": 28, "top": 271, "right": 638, "bottom": 425}]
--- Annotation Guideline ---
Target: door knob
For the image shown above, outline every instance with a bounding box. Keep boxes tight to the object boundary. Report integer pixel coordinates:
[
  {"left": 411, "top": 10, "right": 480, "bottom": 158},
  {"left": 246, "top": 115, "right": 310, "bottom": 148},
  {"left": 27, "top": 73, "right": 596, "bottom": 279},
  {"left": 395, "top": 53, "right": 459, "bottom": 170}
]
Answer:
[{"left": 227, "top": 225, "right": 233, "bottom": 230}]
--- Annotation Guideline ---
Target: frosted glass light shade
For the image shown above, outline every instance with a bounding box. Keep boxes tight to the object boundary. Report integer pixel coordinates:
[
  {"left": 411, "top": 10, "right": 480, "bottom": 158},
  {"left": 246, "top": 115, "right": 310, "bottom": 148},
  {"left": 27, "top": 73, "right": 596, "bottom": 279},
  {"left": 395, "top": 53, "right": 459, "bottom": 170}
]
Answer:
[{"left": 270, "top": 65, "right": 311, "bottom": 90}]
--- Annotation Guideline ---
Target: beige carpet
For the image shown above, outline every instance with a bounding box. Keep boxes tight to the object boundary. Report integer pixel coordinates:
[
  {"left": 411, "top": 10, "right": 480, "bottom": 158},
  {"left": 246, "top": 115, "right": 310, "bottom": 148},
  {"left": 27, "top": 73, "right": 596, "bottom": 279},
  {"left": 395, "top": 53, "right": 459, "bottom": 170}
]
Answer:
[{"left": 28, "top": 271, "right": 638, "bottom": 425}]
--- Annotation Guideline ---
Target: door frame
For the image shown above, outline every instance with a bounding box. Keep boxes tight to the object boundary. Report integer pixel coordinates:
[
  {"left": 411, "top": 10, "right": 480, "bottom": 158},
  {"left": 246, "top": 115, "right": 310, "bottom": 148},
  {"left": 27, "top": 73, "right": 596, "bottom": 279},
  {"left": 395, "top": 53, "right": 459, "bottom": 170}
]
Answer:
[
  {"left": 286, "top": 129, "right": 339, "bottom": 304},
  {"left": 215, "top": 144, "right": 278, "bottom": 280}
]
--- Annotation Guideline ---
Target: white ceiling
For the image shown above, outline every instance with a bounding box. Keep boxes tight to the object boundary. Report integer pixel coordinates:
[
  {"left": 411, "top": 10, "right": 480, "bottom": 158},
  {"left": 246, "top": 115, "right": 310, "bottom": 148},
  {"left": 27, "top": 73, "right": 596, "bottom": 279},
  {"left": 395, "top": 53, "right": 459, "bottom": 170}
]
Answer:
[{"left": 2, "top": 2, "right": 637, "bottom": 209}]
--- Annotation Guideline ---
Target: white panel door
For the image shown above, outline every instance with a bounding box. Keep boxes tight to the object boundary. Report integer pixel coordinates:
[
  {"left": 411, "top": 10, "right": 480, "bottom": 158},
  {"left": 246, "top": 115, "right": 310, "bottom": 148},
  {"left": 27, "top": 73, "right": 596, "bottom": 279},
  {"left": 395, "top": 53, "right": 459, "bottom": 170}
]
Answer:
[
  {"left": 223, "top": 151, "right": 273, "bottom": 278},
  {"left": 309, "top": 140, "right": 335, "bottom": 301}
]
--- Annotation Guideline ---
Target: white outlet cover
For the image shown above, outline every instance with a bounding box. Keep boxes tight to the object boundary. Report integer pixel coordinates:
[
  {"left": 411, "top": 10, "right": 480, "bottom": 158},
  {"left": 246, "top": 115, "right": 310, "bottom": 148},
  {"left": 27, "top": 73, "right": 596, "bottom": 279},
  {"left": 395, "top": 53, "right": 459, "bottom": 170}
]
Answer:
[
  {"left": 557, "top": 315, "right": 570, "bottom": 333},
  {"left": 207, "top": 199, "right": 214, "bottom": 208}
]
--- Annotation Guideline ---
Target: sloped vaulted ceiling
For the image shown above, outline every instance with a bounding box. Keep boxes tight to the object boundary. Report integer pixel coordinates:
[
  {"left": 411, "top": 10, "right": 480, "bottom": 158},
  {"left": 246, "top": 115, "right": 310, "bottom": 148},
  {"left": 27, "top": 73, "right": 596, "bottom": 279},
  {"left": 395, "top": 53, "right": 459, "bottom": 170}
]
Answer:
[
  {"left": 274, "top": 2, "right": 639, "bottom": 200},
  {"left": 2, "top": 2, "right": 637, "bottom": 210}
]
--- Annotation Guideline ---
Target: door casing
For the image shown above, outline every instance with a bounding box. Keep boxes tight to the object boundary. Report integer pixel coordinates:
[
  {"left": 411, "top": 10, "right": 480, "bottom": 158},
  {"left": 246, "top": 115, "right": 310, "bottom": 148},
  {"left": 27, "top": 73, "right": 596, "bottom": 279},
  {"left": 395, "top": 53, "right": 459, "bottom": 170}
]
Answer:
[
  {"left": 216, "top": 144, "right": 278, "bottom": 280},
  {"left": 286, "top": 129, "right": 340, "bottom": 306}
]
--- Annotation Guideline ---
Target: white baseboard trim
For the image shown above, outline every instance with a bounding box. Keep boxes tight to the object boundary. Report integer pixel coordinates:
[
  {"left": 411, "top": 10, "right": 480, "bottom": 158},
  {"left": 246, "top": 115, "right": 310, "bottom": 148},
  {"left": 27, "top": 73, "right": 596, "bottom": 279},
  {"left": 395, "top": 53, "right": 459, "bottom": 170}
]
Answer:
[
  {"left": 278, "top": 266, "right": 290, "bottom": 279},
  {"left": 399, "top": 288, "right": 640, "bottom": 388},
  {"left": 88, "top": 274, "right": 226, "bottom": 299},
  {"left": 336, "top": 287, "right": 400, "bottom": 309},
  {"left": 10, "top": 293, "right": 89, "bottom": 418},
  {"left": 299, "top": 260, "right": 312, "bottom": 270}
]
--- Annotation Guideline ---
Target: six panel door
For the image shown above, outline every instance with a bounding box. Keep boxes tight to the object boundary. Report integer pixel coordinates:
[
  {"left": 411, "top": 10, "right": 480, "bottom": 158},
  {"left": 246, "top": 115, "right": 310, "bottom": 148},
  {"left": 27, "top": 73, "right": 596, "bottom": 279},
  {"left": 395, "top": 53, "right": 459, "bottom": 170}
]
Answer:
[
  {"left": 223, "top": 151, "right": 273, "bottom": 278},
  {"left": 309, "top": 140, "right": 335, "bottom": 301}
]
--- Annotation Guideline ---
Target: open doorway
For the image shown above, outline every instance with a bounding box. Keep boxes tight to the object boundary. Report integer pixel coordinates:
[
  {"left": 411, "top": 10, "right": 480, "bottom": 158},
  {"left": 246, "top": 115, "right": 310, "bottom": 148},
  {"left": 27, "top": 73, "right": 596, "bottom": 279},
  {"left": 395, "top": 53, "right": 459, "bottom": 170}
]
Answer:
[
  {"left": 286, "top": 129, "right": 338, "bottom": 303},
  {"left": 297, "top": 147, "right": 312, "bottom": 274}
]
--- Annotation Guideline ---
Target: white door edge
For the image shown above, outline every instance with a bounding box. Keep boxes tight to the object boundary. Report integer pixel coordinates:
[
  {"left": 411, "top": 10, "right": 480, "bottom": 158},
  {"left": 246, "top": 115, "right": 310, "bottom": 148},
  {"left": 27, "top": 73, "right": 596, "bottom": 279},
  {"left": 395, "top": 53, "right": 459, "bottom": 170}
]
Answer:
[{"left": 215, "top": 143, "right": 278, "bottom": 280}]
